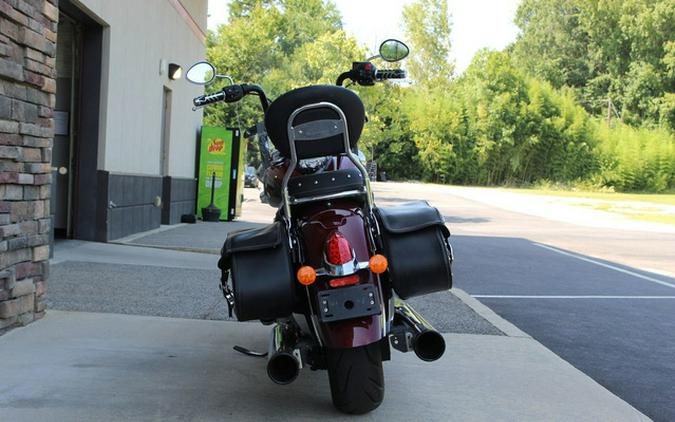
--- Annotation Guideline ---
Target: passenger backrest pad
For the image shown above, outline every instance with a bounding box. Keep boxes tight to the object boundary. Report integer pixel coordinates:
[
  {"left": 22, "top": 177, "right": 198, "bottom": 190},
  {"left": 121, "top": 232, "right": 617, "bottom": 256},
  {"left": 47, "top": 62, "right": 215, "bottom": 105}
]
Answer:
[{"left": 264, "top": 85, "right": 365, "bottom": 159}]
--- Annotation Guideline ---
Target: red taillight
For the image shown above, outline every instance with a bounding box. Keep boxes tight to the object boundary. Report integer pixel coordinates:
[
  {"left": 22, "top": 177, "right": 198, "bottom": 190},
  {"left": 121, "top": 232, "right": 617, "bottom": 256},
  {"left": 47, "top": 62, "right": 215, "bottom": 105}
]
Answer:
[
  {"left": 325, "top": 232, "right": 353, "bottom": 265},
  {"left": 329, "top": 274, "right": 360, "bottom": 288}
]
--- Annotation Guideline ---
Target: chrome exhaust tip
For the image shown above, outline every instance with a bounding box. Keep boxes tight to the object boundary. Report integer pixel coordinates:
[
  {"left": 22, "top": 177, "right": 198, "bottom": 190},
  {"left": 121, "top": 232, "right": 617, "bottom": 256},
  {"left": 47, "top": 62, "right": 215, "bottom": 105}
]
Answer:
[
  {"left": 391, "top": 300, "right": 446, "bottom": 362},
  {"left": 266, "top": 320, "right": 303, "bottom": 385},
  {"left": 413, "top": 330, "right": 446, "bottom": 362},
  {"left": 267, "top": 352, "right": 300, "bottom": 385}
]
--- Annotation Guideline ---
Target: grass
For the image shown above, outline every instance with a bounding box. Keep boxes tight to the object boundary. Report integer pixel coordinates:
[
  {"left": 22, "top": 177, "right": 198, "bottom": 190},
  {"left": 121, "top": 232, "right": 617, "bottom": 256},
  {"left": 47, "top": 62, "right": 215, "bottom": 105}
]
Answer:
[
  {"left": 583, "top": 203, "right": 675, "bottom": 225},
  {"left": 504, "top": 188, "right": 675, "bottom": 206},
  {"left": 504, "top": 187, "right": 675, "bottom": 225}
]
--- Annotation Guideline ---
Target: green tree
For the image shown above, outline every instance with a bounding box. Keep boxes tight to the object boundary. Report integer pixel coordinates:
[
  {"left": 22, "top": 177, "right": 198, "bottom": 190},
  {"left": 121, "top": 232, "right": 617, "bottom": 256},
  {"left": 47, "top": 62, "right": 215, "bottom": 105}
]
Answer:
[
  {"left": 227, "top": 0, "right": 275, "bottom": 19},
  {"left": 402, "top": 0, "right": 454, "bottom": 86},
  {"left": 452, "top": 50, "right": 597, "bottom": 185},
  {"left": 205, "top": 0, "right": 344, "bottom": 130},
  {"left": 511, "top": 0, "right": 589, "bottom": 89},
  {"left": 396, "top": 0, "right": 459, "bottom": 182},
  {"left": 511, "top": 0, "right": 675, "bottom": 129},
  {"left": 205, "top": 3, "right": 282, "bottom": 128},
  {"left": 264, "top": 29, "right": 363, "bottom": 94},
  {"left": 278, "top": 0, "right": 342, "bottom": 54}
]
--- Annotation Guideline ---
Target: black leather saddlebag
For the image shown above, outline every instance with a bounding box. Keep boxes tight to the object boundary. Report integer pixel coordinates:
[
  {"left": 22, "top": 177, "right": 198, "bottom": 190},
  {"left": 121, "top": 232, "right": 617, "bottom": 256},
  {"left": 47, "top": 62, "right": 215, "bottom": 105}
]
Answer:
[
  {"left": 374, "top": 201, "right": 453, "bottom": 299},
  {"left": 219, "top": 222, "right": 295, "bottom": 321}
]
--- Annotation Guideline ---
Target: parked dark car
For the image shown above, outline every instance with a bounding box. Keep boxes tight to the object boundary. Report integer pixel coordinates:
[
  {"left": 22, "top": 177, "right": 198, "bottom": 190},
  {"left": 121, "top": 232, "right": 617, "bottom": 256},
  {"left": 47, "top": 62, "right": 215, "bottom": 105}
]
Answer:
[{"left": 244, "top": 166, "right": 259, "bottom": 188}]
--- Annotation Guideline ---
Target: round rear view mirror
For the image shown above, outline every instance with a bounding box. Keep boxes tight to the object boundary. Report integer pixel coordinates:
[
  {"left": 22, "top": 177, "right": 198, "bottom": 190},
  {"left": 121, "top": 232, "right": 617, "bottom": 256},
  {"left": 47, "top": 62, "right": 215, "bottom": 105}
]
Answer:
[
  {"left": 186, "top": 61, "right": 216, "bottom": 85},
  {"left": 379, "top": 39, "right": 410, "bottom": 62}
]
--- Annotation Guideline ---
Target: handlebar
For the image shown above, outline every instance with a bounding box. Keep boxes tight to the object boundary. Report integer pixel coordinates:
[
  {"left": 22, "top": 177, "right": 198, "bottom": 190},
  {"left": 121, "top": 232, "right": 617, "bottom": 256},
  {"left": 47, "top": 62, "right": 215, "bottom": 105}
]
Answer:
[
  {"left": 242, "top": 84, "right": 269, "bottom": 111},
  {"left": 192, "top": 84, "right": 269, "bottom": 111},
  {"left": 375, "top": 69, "right": 406, "bottom": 80},
  {"left": 193, "top": 91, "right": 226, "bottom": 107},
  {"left": 336, "top": 71, "right": 353, "bottom": 86},
  {"left": 336, "top": 62, "right": 406, "bottom": 86}
]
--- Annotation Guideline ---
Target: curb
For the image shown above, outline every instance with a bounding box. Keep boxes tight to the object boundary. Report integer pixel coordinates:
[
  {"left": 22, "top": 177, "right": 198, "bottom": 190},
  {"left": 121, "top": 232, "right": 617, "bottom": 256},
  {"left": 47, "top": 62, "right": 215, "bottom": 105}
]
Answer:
[
  {"left": 452, "top": 288, "right": 532, "bottom": 338},
  {"left": 113, "top": 224, "right": 187, "bottom": 244},
  {"left": 109, "top": 241, "right": 221, "bottom": 255},
  {"left": 110, "top": 224, "right": 221, "bottom": 255}
]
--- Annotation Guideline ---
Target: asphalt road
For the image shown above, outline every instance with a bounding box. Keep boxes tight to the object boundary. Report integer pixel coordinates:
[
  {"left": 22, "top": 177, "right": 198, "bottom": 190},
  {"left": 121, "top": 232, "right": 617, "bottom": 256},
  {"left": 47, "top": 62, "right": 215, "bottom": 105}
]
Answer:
[{"left": 373, "top": 183, "right": 675, "bottom": 422}]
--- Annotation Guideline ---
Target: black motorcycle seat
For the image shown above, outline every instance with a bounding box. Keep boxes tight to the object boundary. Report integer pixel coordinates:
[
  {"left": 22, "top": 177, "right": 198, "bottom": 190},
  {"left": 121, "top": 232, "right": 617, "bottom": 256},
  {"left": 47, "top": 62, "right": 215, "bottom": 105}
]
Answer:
[
  {"left": 288, "top": 168, "right": 365, "bottom": 199},
  {"left": 265, "top": 85, "right": 365, "bottom": 159}
]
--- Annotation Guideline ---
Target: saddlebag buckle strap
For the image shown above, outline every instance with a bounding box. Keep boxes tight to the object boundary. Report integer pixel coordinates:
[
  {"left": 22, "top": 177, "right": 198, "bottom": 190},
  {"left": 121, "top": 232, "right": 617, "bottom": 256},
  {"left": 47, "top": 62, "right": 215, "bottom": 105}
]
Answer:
[{"left": 219, "top": 271, "right": 235, "bottom": 318}]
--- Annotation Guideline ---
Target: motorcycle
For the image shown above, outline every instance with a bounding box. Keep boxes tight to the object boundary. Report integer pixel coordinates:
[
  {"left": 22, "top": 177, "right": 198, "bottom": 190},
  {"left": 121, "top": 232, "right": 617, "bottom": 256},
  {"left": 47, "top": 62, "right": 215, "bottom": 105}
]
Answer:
[{"left": 186, "top": 39, "right": 454, "bottom": 414}]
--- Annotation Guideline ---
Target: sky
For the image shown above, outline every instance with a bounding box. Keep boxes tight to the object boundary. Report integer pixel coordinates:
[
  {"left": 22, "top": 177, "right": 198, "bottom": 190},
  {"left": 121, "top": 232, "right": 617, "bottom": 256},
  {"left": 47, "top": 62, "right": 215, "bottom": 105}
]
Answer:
[{"left": 207, "top": 0, "right": 522, "bottom": 74}]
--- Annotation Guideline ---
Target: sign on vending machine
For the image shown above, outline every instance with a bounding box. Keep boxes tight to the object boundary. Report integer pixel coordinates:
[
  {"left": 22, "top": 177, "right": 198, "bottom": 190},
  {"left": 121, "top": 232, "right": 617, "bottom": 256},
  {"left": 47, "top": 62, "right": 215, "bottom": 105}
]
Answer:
[{"left": 196, "top": 126, "right": 242, "bottom": 221}]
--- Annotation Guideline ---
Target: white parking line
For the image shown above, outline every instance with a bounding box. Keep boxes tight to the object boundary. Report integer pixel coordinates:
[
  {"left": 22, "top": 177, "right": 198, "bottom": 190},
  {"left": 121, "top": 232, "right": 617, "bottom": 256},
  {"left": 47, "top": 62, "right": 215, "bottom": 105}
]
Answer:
[
  {"left": 534, "top": 243, "right": 675, "bottom": 290},
  {"left": 473, "top": 295, "right": 675, "bottom": 299}
]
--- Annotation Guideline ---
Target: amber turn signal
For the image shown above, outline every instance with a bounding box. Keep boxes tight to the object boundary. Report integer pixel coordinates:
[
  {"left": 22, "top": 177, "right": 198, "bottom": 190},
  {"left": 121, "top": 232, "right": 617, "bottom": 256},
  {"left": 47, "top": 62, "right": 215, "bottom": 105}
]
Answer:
[
  {"left": 297, "top": 266, "right": 317, "bottom": 285},
  {"left": 369, "top": 254, "right": 388, "bottom": 274}
]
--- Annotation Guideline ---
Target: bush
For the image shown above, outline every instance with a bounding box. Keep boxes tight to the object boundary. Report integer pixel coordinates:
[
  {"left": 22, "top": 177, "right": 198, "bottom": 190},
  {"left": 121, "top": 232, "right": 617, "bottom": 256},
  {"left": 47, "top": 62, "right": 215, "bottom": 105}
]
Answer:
[
  {"left": 398, "top": 50, "right": 598, "bottom": 186},
  {"left": 594, "top": 122, "right": 675, "bottom": 192},
  {"left": 386, "top": 50, "right": 674, "bottom": 194}
]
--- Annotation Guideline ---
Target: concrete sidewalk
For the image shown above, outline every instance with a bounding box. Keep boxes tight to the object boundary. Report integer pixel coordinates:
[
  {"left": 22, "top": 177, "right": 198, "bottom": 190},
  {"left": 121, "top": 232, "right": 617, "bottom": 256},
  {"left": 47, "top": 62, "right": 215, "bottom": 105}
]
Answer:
[
  {"left": 0, "top": 310, "right": 647, "bottom": 421},
  {"left": 47, "top": 239, "right": 504, "bottom": 335}
]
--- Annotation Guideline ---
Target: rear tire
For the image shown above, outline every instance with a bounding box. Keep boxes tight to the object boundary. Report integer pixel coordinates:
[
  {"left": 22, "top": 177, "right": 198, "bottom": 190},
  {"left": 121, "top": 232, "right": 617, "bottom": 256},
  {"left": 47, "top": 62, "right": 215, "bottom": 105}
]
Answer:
[{"left": 326, "top": 343, "right": 384, "bottom": 414}]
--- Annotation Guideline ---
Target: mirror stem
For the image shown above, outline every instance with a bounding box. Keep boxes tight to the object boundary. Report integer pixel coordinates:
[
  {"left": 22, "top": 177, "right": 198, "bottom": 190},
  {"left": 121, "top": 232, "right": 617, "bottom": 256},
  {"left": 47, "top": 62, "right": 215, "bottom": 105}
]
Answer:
[{"left": 217, "top": 74, "right": 235, "bottom": 85}]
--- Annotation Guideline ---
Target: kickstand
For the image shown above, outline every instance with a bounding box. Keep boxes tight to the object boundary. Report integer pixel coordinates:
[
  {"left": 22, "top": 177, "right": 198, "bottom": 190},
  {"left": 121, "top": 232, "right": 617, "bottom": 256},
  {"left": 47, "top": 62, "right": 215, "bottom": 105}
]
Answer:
[{"left": 233, "top": 345, "right": 268, "bottom": 358}]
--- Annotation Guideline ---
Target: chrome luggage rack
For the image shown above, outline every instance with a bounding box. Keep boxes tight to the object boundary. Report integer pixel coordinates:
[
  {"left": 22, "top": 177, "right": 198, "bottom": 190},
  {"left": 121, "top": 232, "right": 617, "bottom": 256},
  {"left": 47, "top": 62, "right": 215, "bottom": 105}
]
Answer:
[{"left": 280, "top": 102, "right": 374, "bottom": 227}]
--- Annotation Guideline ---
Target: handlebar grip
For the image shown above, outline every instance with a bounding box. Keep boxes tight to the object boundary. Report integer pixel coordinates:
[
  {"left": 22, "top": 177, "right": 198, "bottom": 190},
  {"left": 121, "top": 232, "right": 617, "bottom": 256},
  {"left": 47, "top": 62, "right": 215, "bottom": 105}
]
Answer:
[
  {"left": 375, "top": 69, "right": 406, "bottom": 80},
  {"left": 193, "top": 91, "right": 225, "bottom": 107}
]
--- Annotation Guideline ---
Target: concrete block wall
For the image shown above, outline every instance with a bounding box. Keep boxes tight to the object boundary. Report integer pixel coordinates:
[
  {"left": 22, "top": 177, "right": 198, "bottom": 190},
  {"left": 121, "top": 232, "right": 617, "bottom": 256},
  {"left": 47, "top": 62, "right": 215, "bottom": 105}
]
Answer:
[
  {"left": 162, "top": 176, "right": 197, "bottom": 225},
  {"left": 0, "top": 0, "right": 58, "bottom": 332}
]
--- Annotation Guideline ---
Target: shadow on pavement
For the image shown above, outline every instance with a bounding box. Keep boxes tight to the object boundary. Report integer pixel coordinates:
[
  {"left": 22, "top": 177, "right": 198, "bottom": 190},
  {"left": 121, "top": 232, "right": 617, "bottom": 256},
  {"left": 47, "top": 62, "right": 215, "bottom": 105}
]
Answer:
[
  {"left": 444, "top": 215, "right": 490, "bottom": 224},
  {"left": 128, "top": 221, "right": 267, "bottom": 251}
]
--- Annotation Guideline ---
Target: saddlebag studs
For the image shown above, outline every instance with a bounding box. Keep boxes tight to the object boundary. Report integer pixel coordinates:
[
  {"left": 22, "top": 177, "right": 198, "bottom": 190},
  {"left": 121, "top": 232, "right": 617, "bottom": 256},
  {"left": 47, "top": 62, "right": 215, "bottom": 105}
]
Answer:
[{"left": 287, "top": 168, "right": 365, "bottom": 200}]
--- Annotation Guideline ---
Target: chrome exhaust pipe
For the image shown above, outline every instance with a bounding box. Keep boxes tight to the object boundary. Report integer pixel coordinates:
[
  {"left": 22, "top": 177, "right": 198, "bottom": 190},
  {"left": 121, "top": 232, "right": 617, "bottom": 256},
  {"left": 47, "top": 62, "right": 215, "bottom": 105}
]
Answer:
[
  {"left": 267, "top": 321, "right": 301, "bottom": 384},
  {"left": 391, "top": 300, "right": 446, "bottom": 362}
]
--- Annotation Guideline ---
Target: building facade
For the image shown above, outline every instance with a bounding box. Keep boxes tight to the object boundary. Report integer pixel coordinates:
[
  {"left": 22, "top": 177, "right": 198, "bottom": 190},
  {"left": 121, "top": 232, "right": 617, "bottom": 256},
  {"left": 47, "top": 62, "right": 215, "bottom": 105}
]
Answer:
[{"left": 1, "top": 0, "right": 208, "bottom": 331}]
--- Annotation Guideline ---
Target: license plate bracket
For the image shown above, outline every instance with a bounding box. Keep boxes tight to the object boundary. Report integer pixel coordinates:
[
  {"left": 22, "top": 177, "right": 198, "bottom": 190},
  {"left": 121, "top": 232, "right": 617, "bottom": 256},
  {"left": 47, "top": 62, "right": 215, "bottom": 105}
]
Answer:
[{"left": 317, "top": 284, "right": 380, "bottom": 323}]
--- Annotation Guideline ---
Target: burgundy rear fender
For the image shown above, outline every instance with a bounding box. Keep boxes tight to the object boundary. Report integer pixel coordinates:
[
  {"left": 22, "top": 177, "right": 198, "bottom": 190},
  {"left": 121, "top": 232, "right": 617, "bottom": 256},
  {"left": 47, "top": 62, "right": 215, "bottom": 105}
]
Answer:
[{"left": 298, "top": 202, "right": 385, "bottom": 349}]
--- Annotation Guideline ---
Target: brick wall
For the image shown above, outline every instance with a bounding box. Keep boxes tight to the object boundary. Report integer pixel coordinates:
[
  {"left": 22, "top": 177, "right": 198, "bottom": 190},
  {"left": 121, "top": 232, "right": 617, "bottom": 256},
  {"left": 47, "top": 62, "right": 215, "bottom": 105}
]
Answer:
[{"left": 1, "top": 0, "right": 58, "bottom": 332}]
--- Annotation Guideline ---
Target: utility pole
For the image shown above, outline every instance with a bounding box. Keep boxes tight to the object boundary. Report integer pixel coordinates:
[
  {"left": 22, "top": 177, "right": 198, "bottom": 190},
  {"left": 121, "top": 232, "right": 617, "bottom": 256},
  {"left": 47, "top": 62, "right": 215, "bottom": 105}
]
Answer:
[
  {"left": 606, "top": 96, "right": 621, "bottom": 126},
  {"left": 607, "top": 96, "right": 612, "bottom": 126}
]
